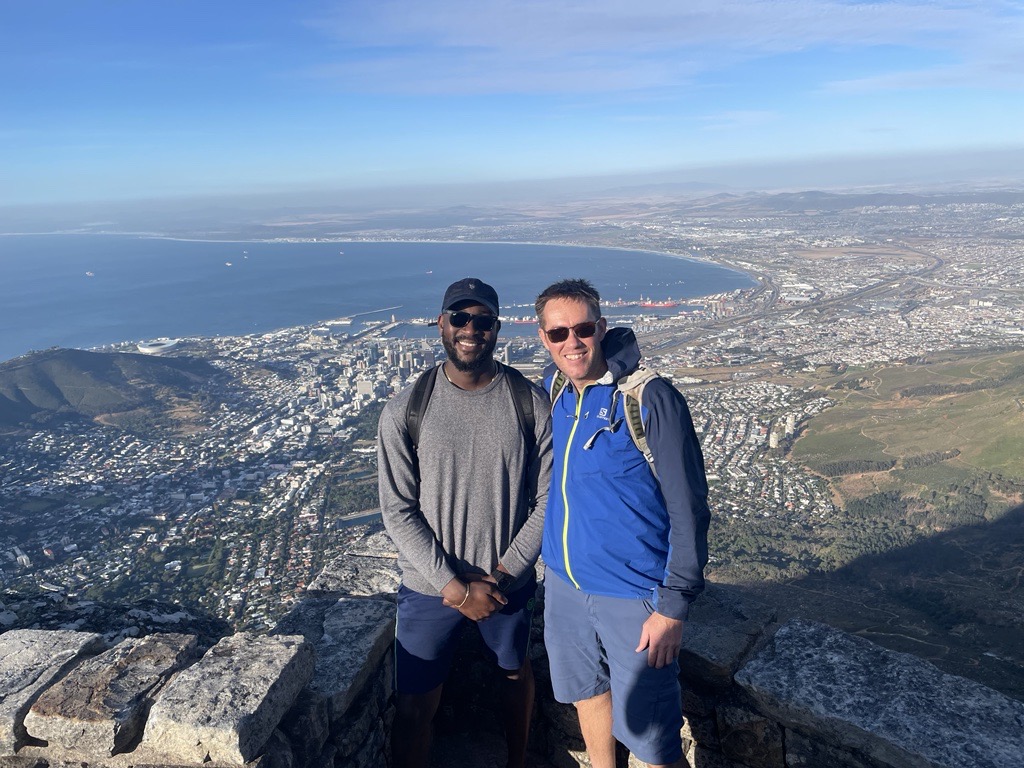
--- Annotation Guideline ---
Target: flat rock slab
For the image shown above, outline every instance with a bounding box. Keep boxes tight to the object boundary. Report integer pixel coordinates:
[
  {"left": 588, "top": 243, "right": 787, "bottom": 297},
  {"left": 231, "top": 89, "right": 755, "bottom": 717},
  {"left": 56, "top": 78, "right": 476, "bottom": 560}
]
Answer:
[
  {"left": 735, "top": 619, "right": 1024, "bottom": 768},
  {"left": 139, "top": 632, "right": 313, "bottom": 766},
  {"left": 0, "top": 629, "right": 105, "bottom": 754},
  {"left": 340, "top": 522, "right": 397, "bottom": 559},
  {"left": 680, "top": 583, "right": 776, "bottom": 692},
  {"left": 0, "top": 758, "right": 48, "bottom": 768},
  {"left": 275, "top": 597, "right": 395, "bottom": 719},
  {"left": 307, "top": 553, "right": 400, "bottom": 598},
  {"left": 24, "top": 633, "right": 197, "bottom": 756},
  {"left": 307, "top": 522, "right": 399, "bottom": 598}
]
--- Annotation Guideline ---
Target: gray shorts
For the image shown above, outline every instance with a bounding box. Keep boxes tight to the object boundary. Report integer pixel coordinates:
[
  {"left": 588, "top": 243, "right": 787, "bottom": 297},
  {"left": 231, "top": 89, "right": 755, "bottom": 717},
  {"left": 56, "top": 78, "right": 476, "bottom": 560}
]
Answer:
[{"left": 543, "top": 572, "right": 683, "bottom": 765}]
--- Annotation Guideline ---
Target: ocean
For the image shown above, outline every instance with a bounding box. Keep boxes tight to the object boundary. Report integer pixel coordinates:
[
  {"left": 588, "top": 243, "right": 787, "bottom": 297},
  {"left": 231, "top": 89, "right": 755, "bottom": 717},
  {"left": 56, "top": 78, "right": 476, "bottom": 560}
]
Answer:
[{"left": 0, "top": 235, "right": 753, "bottom": 363}]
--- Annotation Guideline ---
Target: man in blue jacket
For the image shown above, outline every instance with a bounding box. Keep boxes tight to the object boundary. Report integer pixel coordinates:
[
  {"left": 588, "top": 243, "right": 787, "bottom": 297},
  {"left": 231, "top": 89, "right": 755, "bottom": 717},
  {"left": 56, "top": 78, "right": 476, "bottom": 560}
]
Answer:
[{"left": 535, "top": 278, "right": 710, "bottom": 768}]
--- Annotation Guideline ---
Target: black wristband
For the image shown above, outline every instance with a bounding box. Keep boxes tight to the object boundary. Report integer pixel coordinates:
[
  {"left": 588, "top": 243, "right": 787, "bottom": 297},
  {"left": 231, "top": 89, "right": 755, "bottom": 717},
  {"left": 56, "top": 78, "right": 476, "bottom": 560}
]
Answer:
[{"left": 493, "top": 569, "right": 516, "bottom": 593}]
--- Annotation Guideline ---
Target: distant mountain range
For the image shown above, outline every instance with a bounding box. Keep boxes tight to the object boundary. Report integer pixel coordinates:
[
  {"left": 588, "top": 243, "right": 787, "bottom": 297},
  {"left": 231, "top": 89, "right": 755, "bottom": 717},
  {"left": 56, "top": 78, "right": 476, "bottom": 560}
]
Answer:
[
  {"left": 688, "top": 189, "right": 1024, "bottom": 213},
  {"left": 6, "top": 186, "right": 1024, "bottom": 239},
  {"left": 0, "top": 347, "right": 217, "bottom": 429}
]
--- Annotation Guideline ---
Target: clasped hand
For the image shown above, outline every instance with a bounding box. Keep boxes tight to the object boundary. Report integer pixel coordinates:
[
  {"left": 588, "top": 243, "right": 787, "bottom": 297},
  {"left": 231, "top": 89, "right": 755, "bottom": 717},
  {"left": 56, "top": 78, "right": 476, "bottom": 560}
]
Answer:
[{"left": 441, "top": 573, "right": 507, "bottom": 621}]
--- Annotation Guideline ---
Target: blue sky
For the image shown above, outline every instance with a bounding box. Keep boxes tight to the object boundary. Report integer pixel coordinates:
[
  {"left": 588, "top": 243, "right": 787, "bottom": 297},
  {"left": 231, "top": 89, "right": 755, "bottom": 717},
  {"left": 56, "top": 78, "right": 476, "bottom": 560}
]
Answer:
[{"left": 3, "top": 0, "right": 1024, "bottom": 206}]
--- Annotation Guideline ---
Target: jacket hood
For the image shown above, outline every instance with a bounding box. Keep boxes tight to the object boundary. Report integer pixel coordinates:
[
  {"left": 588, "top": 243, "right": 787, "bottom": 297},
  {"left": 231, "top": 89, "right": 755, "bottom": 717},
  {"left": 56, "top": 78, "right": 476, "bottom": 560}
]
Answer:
[
  {"left": 601, "top": 327, "right": 641, "bottom": 381},
  {"left": 542, "top": 326, "right": 641, "bottom": 384}
]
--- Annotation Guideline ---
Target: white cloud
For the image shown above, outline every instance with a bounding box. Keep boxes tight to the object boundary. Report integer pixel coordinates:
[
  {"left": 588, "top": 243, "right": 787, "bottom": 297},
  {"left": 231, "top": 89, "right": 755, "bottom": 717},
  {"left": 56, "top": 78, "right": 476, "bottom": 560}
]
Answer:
[
  {"left": 699, "top": 110, "right": 780, "bottom": 131},
  {"left": 300, "top": 0, "right": 1019, "bottom": 94},
  {"left": 307, "top": 50, "right": 700, "bottom": 95},
  {"left": 313, "top": 0, "right": 966, "bottom": 52},
  {"left": 826, "top": 65, "right": 977, "bottom": 93}
]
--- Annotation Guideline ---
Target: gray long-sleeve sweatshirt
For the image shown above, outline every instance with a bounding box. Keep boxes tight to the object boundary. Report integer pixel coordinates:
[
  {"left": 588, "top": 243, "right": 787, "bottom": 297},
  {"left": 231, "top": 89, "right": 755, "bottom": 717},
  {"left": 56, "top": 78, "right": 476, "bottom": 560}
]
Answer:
[{"left": 377, "top": 364, "right": 552, "bottom": 596}]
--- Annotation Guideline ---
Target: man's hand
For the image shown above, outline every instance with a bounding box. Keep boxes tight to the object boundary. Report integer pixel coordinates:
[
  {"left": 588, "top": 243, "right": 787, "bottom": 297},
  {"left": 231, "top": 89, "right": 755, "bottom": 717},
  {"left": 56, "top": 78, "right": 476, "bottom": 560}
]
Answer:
[
  {"left": 635, "top": 611, "right": 684, "bottom": 668},
  {"left": 440, "top": 576, "right": 507, "bottom": 621},
  {"left": 459, "top": 581, "right": 507, "bottom": 620}
]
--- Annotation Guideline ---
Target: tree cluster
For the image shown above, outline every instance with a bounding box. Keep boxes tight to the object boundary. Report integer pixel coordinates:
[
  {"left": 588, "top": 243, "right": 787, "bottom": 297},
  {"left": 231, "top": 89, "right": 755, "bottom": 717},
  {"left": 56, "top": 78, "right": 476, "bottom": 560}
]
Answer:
[
  {"left": 818, "top": 458, "right": 896, "bottom": 476},
  {"left": 902, "top": 449, "right": 961, "bottom": 469},
  {"left": 898, "top": 363, "right": 1024, "bottom": 398}
]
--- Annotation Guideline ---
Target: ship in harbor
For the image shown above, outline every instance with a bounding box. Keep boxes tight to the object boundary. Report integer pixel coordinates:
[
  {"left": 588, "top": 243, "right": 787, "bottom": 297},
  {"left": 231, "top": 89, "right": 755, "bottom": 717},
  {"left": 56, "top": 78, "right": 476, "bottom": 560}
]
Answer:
[
  {"left": 604, "top": 296, "right": 680, "bottom": 309},
  {"left": 638, "top": 296, "right": 679, "bottom": 308}
]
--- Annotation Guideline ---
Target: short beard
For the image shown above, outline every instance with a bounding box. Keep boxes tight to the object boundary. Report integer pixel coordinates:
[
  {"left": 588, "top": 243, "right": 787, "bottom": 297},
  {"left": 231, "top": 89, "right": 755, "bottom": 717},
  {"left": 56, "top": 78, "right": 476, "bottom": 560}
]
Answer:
[{"left": 442, "top": 334, "right": 496, "bottom": 374}]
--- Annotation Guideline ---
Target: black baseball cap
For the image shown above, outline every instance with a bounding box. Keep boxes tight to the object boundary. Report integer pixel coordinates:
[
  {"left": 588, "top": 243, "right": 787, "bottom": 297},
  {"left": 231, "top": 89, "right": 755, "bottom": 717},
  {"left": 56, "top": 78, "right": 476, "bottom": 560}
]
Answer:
[{"left": 441, "top": 277, "right": 499, "bottom": 315}]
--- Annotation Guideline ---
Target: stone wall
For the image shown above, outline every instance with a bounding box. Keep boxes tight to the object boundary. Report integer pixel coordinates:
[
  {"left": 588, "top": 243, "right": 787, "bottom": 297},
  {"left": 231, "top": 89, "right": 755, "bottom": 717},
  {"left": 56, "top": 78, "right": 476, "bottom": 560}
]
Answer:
[
  {"left": 1, "top": 524, "right": 1022, "bottom": 768},
  {"left": 0, "top": 599, "right": 395, "bottom": 768}
]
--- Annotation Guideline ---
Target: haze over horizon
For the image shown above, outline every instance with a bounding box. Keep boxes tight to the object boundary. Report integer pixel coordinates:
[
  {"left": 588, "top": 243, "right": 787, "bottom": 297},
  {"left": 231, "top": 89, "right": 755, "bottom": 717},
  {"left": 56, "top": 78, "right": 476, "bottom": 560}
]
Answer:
[{"left": 3, "top": 1, "right": 1024, "bottom": 213}]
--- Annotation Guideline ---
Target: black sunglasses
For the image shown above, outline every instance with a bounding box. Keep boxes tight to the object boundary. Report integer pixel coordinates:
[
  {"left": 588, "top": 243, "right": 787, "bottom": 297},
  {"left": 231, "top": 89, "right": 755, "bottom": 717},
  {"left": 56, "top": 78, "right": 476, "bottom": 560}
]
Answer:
[
  {"left": 543, "top": 321, "right": 598, "bottom": 343},
  {"left": 444, "top": 310, "right": 500, "bottom": 332}
]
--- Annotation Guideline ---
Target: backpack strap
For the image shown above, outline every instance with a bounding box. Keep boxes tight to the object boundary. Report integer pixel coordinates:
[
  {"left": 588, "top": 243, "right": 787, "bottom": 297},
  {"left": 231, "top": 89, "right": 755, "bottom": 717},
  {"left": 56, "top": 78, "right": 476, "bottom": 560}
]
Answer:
[
  {"left": 616, "top": 367, "right": 660, "bottom": 469},
  {"left": 548, "top": 369, "right": 569, "bottom": 407},
  {"left": 406, "top": 363, "right": 535, "bottom": 457},
  {"left": 502, "top": 364, "right": 536, "bottom": 460},
  {"left": 405, "top": 364, "right": 440, "bottom": 453},
  {"left": 548, "top": 364, "right": 658, "bottom": 471}
]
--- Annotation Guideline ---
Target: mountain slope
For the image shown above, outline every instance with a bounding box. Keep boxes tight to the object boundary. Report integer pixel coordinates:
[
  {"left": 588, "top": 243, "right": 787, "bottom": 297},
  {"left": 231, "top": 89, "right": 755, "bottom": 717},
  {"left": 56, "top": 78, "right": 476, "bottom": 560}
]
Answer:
[{"left": 0, "top": 347, "right": 218, "bottom": 428}]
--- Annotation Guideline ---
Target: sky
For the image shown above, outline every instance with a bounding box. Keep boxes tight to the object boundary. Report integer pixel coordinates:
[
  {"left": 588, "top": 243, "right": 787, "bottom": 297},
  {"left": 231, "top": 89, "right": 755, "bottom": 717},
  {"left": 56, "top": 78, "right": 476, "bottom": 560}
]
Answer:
[{"left": 2, "top": 0, "right": 1024, "bottom": 207}]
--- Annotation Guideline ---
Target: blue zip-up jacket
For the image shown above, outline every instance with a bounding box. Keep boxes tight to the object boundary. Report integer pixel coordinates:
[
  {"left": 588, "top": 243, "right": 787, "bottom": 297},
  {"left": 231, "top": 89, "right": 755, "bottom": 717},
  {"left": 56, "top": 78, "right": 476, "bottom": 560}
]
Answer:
[{"left": 541, "top": 327, "right": 710, "bottom": 620}]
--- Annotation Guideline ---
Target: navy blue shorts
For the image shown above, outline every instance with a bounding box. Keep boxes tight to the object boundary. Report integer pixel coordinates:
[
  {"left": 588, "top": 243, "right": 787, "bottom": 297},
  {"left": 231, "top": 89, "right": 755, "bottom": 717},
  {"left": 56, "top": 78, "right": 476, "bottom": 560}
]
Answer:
[
  {"left": 394, "top": 579, "right": 537, "bottom": 695},
  {"left": 543, "top": 572, "right": 683, "bottom": 765}
]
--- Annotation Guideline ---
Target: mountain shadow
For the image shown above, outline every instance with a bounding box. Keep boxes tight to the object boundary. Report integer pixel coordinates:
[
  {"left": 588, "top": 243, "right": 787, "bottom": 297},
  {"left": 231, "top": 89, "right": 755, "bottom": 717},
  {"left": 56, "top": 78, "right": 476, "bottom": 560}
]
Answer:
[
  {"left": 0, "top": 590, "right": 232, "bottom": 649},
  {"left": 0, "top": 347, "right": 220, "bottom": 431},
  {"left": 734, "top": 503, "right": 1024, "bottom": 701}
]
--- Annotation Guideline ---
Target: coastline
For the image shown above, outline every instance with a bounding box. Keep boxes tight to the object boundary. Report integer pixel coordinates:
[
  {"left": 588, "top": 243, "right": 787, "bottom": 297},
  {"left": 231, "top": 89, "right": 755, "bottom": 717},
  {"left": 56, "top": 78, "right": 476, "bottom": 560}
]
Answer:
[
  {"left": 0, "top": 230, "right": 724, "bottom": 268},
  {"left": 0, "top": 235, "right": 755, "bottom": 363}
]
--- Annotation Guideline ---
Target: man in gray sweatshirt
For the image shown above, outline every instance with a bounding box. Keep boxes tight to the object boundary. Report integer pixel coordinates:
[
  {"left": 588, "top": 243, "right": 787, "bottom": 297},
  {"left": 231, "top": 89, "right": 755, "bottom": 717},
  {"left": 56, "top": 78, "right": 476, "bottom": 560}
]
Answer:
[{"left": 377, "top": 277, "right": 552, "bottom": 768}]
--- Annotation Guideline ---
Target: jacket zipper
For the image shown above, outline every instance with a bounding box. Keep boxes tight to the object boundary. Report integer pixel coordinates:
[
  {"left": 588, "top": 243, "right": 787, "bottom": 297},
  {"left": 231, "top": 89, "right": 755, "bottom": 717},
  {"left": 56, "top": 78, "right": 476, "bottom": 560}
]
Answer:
[{"left": 560, "top": 384, "right": 588, "bottom": 590}]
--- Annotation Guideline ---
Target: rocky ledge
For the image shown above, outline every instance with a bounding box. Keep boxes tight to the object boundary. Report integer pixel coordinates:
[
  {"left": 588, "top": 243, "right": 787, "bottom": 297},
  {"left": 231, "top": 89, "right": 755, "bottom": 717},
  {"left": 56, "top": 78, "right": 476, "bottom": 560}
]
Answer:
[{"left": 1, "top": 522, "right": 1022, "bottom": 768}]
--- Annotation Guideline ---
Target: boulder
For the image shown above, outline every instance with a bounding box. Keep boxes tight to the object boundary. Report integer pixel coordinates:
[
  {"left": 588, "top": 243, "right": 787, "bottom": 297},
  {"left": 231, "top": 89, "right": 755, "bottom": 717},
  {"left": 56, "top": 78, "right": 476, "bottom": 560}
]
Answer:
[
  {"left": 735, "top": 619, "right": 1024, "bottom": 768},
  {"left": 139, "top": 633, "right": 313, "bottom": 765},
  {"left": 275, "top": 597, "right": 394, "bottom": 721},
  {"left": 679, "top": 583, "right": 776, "bottom": 692},
  {"left": 0, "top": 629, "right": 104, "bottom": 753},
  {"left": 307, "top": 524, "right": 399, "bottom": 599},
  {"left": 24, "top": 633, "right": 197, "bottom": 756}
]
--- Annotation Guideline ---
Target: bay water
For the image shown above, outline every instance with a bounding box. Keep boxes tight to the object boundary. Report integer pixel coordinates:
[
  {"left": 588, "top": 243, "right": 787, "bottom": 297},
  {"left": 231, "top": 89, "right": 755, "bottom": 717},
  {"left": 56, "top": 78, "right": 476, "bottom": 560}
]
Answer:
[{"left": 0, "top": 235, "right": 752, "bottom": 363}]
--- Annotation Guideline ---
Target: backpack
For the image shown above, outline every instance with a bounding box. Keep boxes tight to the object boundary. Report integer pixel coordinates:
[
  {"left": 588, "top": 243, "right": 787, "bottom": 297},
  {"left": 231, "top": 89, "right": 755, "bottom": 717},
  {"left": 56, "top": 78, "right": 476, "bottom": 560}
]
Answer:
[
  {"left": 549, "top": 366, "right": 660, "bottom": 471},
  {"left": 405, "top": 364, "right": 536, "bottom": 460}
]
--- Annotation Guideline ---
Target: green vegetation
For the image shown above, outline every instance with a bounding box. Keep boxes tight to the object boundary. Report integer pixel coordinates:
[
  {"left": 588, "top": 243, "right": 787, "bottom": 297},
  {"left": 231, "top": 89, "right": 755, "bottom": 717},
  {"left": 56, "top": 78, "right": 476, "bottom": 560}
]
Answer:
[
  {"left": 0, "top": 347, "right": 219, "bottom": 431},
  {"left": 818, "top": 458, "right": 896, "bottom": 476},
  {"left": 80, "top": 494, "right": 115, "bottom": 510},
  {"left": 902, "top": 449, "right": 961, "bottom": 469},
  {"left": 0, "top": 496, "right": 66, "bottom": 540},
  {"left": 793, "top": 350, "right": 1024, "bottom": 506},
  {"left": 715, "top": 350, "right": 1024, "bottom": 586},
  {"left": 710, "top": 349, "right": 1024, "bottom": 699},
  {"left": 327, "top": 479, "right": 379, "bottom": 516},
  {"left": 17, "top": 497, "right": 62, "bottom": 514},
  {"left": 792, "top": 427, "right": 889, "bottom": 466},
  {"left": 350, "top": 401, "right": 385, "bottom": 441}
]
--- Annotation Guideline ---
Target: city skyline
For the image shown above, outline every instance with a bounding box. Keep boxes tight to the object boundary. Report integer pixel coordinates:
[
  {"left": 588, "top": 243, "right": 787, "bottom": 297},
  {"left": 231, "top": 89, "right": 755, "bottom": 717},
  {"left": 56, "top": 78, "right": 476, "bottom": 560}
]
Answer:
[{"left": 3, "top": 0, "right": 1024, "bottom": 208}]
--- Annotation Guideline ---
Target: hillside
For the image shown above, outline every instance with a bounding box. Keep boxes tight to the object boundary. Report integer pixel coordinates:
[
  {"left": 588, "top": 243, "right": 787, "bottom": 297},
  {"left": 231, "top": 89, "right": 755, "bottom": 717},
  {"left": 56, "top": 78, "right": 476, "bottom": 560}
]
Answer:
[
  {"left": 712, "top": 348, "right": 1024, "bottom": 698},
  {"left": 793, "top": 349, "right": 1024, "bottom": 525},
  {"left": 0, "top": 347, "right": 220, "bottom": 431}
]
